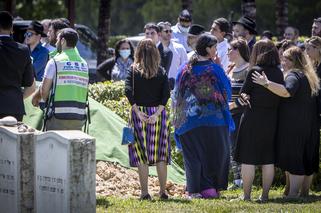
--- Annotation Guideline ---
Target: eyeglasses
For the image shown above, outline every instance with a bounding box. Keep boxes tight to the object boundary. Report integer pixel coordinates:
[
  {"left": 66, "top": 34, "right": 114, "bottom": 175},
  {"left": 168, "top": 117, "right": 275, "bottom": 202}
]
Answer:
[
  {"left": 24, "top": 31, "right": 35, "bottom": 38},
  {"left": 163, "top": 30, "right": 172, "bottom": 34}
]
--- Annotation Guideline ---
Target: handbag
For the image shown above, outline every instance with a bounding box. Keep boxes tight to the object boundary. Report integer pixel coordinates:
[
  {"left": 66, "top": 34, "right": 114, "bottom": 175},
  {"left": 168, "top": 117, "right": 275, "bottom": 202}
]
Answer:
[
  {"left": 121, "top": 125, "right": 135, "bottom": 145},
  {"left": 122, "top": 68, "right": 135, "bottom": 145}
]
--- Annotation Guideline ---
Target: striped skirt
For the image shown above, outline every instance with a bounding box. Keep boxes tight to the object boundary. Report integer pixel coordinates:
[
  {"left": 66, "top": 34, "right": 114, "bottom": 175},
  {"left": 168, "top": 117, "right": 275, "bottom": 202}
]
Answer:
[{"left": 128, "top": 106, "right": 171, "bottom": 167}]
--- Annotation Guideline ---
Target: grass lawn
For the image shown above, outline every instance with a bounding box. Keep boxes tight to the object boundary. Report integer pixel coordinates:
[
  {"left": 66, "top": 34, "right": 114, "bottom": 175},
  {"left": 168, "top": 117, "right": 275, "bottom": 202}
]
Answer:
[{"left": 96, "top": 188, "right": 321, "bottom": 212}]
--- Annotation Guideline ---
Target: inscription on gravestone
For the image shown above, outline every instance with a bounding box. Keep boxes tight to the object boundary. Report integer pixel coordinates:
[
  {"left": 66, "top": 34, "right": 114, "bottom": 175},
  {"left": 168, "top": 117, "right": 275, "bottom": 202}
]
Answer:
[{"left": 35, "top": 135, "right": 69, "bottom": 213}]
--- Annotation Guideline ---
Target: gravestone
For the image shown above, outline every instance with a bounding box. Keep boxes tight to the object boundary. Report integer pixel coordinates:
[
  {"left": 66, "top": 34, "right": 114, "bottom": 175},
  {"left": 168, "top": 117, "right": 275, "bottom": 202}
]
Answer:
[
  {"left": 0, "top": 126, "right": 96, "bottom": 213},
  {"left": 35, "top": 130, "right": 96, "bottom": 213},
  {"left": 0, "top": 126, "right": 35, "bottom": 213}
]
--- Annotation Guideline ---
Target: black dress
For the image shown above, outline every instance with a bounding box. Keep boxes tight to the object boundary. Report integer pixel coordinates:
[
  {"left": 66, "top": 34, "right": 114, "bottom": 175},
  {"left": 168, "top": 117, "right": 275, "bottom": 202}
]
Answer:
[
  {"left": 234, "top": 66, "right": 284, "bottom": 165},
  {"left": 276, "top": 71, "right": 319, "bottom": 175}
]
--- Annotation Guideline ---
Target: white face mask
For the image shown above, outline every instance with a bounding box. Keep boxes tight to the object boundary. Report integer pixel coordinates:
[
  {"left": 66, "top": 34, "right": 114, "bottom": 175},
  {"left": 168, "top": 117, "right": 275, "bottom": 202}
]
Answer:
[
  {"left": 178, "top": 24, "right": 190, "bottom": 33},
  {"left": 119, "top": 49, "right": 131, "bottom": 59}
]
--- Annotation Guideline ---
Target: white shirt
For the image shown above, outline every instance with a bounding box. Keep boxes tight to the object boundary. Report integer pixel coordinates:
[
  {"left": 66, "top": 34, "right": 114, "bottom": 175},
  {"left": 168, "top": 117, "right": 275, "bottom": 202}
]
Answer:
[
  {"left": 171, "top": 24, "right": 192, "bottom": 53},
  {"left": 42, "top": 42, "right": 56, "bottom": 52},
  {"left": 158, "top": 40, "right": 188, "bottom": 79},
  {"left": 216, "top": 38, "right": 230, "bottom": 72},
  {"left": 43, "top": 59, "right": 56, "bottom": 79},
  {"left": 187, "top": 50, "right": 196, "bottom": 60}
]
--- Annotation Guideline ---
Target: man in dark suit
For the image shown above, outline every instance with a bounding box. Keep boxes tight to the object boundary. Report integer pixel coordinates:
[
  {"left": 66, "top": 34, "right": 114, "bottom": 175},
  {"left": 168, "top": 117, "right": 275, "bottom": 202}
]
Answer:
[{"left": 0, "top": 11, "right": 35, "bottom": 121}]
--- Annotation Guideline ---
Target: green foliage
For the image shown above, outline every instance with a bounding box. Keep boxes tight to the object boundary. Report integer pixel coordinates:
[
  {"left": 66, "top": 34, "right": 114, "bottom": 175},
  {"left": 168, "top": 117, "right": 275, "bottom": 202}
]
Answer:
[
  {"left": 11, "top": 0, "right": 321, "bottom": 36},
  {"left": 15, "top": 0, "right": 67, "bottom": 20},
  {"left": 108, "top": 35, "right": 127, "bottom": 48}
]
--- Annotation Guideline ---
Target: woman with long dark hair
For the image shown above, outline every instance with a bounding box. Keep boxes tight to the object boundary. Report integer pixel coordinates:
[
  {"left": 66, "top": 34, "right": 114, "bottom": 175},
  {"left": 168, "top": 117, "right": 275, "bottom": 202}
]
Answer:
[{"left": 226, "top": 38, "right": 250, "bottom": 190}]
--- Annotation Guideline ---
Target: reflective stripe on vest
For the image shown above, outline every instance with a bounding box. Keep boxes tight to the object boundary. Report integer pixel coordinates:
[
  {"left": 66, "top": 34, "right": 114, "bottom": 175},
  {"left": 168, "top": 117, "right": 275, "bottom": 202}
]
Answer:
[{"left": 53, "top": 48, "right": 89, "bottom": 120}]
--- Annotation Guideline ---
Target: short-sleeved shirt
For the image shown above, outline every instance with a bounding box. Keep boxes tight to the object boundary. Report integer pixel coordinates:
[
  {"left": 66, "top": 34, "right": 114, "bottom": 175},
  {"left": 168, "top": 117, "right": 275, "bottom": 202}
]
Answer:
[{"left": 43, "top": 59, "right": 56, "bottom": 79}]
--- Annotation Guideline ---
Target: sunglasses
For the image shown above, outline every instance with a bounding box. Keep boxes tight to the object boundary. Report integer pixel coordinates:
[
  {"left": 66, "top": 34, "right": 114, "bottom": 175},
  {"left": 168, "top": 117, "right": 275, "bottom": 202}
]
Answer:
[
  {"left": 179, "top": 19, "right": 191, "bottom": 23},
  {"left": 163, "top": 29, "right": 172, "bottom": 34},
  {"left": 24, "top": 31, "right": 35, "bottom": 38}
]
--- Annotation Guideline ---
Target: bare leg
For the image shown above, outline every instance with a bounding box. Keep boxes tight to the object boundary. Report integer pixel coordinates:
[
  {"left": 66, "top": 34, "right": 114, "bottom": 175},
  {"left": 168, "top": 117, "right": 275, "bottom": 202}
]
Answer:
[
  {"left": 241, "top": 164, "right": 255, "bottom": 200},
  {"left": 283, "top": 171, "right": 290, "bottom": 197},
  {"left": 138, "top": 163, "right": 149, "bottom": 197},
  {"left": 156, "top": 161, "right": 167, "bottom": 194},
  {"left": 288, "top": 173, "right": 304, "bottom": 197},
  {"left": 300, "top": 174, "right": 313, "bottom": 197},
  {"left": 261, "top": 164, "right": 274, "bottom": 200}
]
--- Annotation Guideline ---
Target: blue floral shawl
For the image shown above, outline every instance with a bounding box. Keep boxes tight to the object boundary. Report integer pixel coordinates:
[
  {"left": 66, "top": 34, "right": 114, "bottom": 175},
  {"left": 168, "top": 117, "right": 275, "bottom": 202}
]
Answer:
[{"left": 172, "top": 60, "right": 235, "bottom": 149}]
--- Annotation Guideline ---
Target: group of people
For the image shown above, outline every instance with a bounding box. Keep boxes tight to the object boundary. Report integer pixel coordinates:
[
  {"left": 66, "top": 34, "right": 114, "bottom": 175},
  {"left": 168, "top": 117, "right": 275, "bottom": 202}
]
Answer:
[
  {"left": 1, "top": 8, "right": 321, "bottom": 202},
  {"left": 120, "top": 10, "right": 321, "bottom": 201},
  {"left": 0, "top": 11, "right": 90, "bottom": 131}
]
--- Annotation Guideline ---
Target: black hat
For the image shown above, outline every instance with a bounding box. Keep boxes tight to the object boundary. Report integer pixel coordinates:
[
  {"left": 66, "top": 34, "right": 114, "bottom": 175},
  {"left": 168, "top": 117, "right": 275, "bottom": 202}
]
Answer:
[
  {"left": 188, "top": 24, "right": 205, "bottom": 36},
  {"left": 214, "top": 18, "right": 230, "bottom": 33},
  {"left": 179, "top": 9, "right": 192, "bottom": 22},
  {"left": 27, "top": 20, "right": 47, "bottom": 37},
  {"left": 261, "top": 30, "right": 273, "bottom": 40},
  {"left": 232, "top": 16, "right": 257, "bottom": 35}
]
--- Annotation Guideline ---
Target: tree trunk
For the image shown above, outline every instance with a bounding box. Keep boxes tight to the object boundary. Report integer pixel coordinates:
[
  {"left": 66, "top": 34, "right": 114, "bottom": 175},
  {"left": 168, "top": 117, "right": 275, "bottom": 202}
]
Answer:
[
  {"left": 66, "top": 0, "right": 75, "bottom": 28},
  {"left": 5, "top": 0, "right": 16, "bottom": 16},
  {"left": 181, "top": 0, "right": 192, "bottom": 14},
  {"left": 97, "top": 0, "right": 111, "bottom": 67},
  {"left": 241, "top": 0, "right": 256, "bottom": 21},
  {"left": 275, "top": 0, "right": 288, "bottom": 40}
]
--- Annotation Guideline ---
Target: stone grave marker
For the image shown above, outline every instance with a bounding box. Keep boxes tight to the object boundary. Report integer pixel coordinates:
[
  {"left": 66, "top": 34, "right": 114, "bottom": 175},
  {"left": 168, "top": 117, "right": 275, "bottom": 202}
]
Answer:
[
  {"left": 35, "top": 130, "right": 96, "bottom": 213},
  {"left": 0, "top": 126, "right": 35, "bottom": 213}
]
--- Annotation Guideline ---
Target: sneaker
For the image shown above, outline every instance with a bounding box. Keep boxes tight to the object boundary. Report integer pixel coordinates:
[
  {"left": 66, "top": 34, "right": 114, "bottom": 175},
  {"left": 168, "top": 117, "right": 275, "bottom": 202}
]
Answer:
[
  {"left": 256, "top": 196, "right": 268, "bottom": 203},
  {"left": 230, "top": 195, "right": 251, "bottom": 202},
  {"left": 188, "top": 193, "right": 203, "bottom": 199},
  {"left": 228, "top": 184, "right": 241, "bottom": 190}
]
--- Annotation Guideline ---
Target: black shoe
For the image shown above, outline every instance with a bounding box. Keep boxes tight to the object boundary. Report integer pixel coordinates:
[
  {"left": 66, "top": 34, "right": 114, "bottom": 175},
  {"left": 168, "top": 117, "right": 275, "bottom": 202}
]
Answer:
[
  {"left": 140, "top": 193, "right": 152, "bottom": 200},
  {"left": 160, "top": 193, "right": 169, "bottom": 200}
]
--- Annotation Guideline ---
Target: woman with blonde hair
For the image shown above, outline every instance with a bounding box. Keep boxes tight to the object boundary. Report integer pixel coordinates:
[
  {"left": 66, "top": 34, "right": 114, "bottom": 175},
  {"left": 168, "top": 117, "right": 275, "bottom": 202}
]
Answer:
[
  {"left": 125, "top": 38, "right": 171, "bottom": 200},
  {"left": 305, "top": 36, "right": 321, "bottom": 72},
  {"left": 252, "top": 46, "right": 320, "bottom": 198}
]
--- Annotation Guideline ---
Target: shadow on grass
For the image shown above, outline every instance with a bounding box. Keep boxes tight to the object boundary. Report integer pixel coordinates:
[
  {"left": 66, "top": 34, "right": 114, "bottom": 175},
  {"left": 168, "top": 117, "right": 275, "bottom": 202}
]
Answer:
[
  {"left": 96, "top": 197, "right": 112, "bottom": 208},
  {"left": 269, "top": 195, "right": 321, "bottom": 204}
]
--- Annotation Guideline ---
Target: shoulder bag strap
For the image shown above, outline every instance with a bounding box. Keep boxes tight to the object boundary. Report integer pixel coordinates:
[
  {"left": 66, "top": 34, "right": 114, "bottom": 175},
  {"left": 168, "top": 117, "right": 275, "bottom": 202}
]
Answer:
[{"left": 42, "top": 59, "right": 58, "bottom": 131}]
